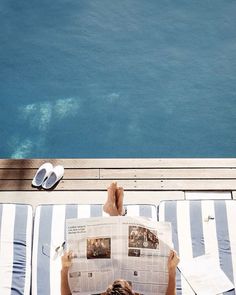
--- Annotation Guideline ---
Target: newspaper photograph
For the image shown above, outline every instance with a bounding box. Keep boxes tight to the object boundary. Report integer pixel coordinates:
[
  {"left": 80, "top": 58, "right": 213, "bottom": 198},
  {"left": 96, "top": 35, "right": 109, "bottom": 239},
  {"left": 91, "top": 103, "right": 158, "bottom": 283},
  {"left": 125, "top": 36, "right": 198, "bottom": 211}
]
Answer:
[{"left": 66, "top": 216, "right": 173, "bottom": 295}]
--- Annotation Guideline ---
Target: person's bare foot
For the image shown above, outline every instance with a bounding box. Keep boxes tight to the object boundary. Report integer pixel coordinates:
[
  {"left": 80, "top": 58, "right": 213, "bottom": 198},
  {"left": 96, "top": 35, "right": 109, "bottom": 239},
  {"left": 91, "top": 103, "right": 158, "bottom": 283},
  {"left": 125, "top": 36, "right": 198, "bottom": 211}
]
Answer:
[
  {"left": 103, "top": 182, "right": 119, "bottom": 216},
  {"left": 116, "top": 187, "right": 125, "bottom": 216}
]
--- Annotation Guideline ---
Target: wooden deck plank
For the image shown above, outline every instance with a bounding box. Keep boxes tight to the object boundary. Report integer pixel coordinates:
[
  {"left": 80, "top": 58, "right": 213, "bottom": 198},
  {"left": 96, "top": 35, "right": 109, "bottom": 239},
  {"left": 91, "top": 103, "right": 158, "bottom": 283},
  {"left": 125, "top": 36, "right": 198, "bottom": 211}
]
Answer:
[
  {"left": 2, "top": 167, "right": 236, "bottom": 180},
  {"left": 0, "top": 160, "right": 235, "bottom": 195},
  {"left": 1, "top": 179, "right": 236, "bottom": 191},
  {"left": 100, "top": 168, "right": 236, "bottom": 179},
  {"left": 1, "top": 158, "right": 236, "bottom": 168},
  {"left": 0, "top": 168, "right": 99, "bottom": 180}
]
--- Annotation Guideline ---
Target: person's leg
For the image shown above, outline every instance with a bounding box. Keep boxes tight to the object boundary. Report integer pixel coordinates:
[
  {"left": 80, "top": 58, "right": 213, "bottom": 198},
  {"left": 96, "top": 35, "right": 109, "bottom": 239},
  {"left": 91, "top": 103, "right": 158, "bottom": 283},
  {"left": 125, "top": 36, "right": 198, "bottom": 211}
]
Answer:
[
  {"left": 116, "top": 187, "right": 125, "bottom": 216},
  {"left": 103, "top": 182, "right": 119, "bottom": 216}
]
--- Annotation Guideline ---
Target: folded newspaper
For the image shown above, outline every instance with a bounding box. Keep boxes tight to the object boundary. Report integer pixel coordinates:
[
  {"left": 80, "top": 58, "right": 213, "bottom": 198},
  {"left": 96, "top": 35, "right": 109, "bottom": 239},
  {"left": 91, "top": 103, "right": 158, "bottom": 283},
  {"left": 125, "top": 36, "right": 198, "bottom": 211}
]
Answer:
[{"left": 66, "top": 216, "right": 173, "bottom": 295}]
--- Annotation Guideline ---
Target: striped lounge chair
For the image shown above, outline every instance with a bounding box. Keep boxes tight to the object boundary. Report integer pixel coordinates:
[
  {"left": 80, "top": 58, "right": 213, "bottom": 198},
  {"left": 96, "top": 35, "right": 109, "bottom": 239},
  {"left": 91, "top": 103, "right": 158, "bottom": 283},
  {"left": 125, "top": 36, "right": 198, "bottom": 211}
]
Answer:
[
  {"left": 0, "top": 204, "right": 33, "bottom": 295},
  {"left": 32, "top": 203, "right": 157, "bottom": 295},
  {"left": 158, "top": 200, "right": 236, "bottom": 295}
]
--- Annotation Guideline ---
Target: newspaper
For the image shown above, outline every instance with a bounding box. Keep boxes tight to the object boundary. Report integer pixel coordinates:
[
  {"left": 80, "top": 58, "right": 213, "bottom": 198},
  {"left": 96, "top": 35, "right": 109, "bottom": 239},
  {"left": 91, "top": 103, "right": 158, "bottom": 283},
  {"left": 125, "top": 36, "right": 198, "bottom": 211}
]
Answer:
[
  {"left": 66, "top": 216, "right": 173, "bottom": 295},
  {"left": 178, "top": 254, "right": 235, "bottom": 295}
]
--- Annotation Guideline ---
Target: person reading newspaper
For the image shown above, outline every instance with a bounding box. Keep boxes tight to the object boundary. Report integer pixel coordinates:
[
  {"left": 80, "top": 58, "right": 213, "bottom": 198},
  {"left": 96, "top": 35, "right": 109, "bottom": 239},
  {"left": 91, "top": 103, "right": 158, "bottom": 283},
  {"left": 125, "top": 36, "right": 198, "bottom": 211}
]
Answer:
[{"left": 61, "top": 182, "right": 179, "bottom": 295}]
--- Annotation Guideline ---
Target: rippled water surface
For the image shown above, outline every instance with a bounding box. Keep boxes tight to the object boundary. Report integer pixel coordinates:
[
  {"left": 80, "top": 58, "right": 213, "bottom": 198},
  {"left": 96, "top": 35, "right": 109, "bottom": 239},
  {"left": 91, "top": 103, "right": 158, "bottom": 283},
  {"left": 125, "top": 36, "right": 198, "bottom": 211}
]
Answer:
[{"left": 1, "top": 1, "right": 236, "bottom": 158}]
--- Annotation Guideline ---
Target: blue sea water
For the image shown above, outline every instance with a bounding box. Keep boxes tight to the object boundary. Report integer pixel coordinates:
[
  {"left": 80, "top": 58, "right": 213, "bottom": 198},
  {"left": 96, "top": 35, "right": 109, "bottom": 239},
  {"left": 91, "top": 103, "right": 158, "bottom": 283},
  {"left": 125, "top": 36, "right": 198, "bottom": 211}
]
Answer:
[{"left": 0, "top": 0, "right": 236, "bottom": 158}]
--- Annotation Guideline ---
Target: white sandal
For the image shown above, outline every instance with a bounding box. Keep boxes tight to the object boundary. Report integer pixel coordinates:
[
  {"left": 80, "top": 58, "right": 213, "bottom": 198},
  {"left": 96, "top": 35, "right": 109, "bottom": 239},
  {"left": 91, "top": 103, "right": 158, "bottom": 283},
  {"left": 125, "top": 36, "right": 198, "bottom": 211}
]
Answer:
[
  {"left": 32, "top": 163, "right": 53, "bottom": 187},
  {"left": 42, "top": 165, "right": 64, "bottom": 189}
]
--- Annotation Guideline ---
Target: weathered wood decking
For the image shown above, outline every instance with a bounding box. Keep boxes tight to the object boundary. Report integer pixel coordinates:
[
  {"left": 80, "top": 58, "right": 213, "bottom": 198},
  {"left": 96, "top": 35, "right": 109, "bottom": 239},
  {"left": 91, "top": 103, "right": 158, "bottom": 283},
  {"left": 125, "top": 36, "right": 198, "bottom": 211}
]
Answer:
[{"left": 0, "top": 159, "right": 236, "bottom": 208}]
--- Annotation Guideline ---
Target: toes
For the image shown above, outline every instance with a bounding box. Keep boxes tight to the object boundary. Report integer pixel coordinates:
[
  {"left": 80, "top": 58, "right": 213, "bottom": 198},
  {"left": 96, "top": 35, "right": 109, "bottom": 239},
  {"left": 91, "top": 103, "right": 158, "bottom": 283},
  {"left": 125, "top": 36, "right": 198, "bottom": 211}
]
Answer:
[
  {"left": 107, "top": 182, "right": 117, "bottom": 191},
  {"left": 111, "top": 182, "right": 117, "bottom": 189}
]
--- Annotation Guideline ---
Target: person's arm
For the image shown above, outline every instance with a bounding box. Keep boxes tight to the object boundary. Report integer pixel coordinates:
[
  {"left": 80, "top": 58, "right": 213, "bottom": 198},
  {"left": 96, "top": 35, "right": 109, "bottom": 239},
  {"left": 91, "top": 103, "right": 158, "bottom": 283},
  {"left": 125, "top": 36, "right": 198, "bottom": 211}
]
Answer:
[
  {"left": 165, "top": 250, "right": 179, "bottom": 295},
  {"left": 61, "top": 252, "right": 72, "bottom": 295}
]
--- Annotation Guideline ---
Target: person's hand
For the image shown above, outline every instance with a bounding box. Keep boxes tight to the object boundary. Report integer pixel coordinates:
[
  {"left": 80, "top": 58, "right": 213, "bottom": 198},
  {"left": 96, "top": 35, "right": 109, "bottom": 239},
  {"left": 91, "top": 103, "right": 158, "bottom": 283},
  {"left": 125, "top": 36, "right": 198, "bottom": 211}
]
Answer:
[
  {"left": 167, "top": 250, "right": 179, "bottom": 275},
  {"left": 61, "top": 251, "right": 73, "bottom": 295},
  {"left": 61, "top": 251, "right": 73, "bottom": 270}
]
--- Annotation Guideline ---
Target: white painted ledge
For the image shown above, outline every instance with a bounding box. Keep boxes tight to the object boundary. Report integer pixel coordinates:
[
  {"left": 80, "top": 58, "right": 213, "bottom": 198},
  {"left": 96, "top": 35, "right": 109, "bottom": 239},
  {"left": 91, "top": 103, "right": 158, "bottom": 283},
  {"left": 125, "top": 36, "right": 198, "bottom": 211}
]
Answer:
[
  {"left": 0, "top": 191, "right": 185, "bottom": 210},
  {"left": 185, "top": 191, "right": 232, "bottom": 200}
]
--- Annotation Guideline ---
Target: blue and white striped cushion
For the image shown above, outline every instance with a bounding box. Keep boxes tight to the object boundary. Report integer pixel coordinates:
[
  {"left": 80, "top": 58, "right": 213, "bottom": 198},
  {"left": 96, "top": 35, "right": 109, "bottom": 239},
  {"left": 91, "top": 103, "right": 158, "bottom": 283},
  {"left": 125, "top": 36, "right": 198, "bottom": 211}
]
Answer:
[
  {"left": 158, "top": 200, "right": 236, "bottom": 295},
  {"left": 32, "top": 204, "right": 156, "bottom": 295},
  {"left": 0, "top": 204, "right": 33, "bottom": 295}
]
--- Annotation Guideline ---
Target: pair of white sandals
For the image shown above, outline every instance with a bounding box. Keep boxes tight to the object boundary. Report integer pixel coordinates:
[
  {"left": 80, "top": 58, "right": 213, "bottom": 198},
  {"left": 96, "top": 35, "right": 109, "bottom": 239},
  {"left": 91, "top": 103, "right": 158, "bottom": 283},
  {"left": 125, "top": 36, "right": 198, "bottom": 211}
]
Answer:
[{"left": 32, "top": 163, "right": 64, "bottom": 189}]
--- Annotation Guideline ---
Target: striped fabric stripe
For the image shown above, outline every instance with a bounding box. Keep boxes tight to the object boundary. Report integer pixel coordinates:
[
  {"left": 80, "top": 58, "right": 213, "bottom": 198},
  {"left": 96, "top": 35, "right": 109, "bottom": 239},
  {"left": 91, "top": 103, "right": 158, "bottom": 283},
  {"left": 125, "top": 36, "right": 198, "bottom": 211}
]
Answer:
[
  {"left": 158, "top": 200, "right": 236, "bottom": 295},
  {"left": 158, "top": 201, "right": 183, "bottom": 294},
  {"left": 176, "top": 202, "right": 194, "bottom": 294},
  {"left": 24, "top": 206, "right": 33, "bottom": 295},
  {"left": 0, "top": 204, "right": 15, "bottom": 295},
  {"left": 0, "top": 204, "right": 32, "bottom": 295},
  {"left": 32, "top": 204, "right": 156, "bottom": 295},
  {"left": 214, "top": 202, "right": 234, "bottom": 295},
  {"left": 50, "top": 206, "right": 66, "bottom": 295},
  {"left": 226, "top": 202, "right": 236, "bottom": 291},
  {"left": 126, "top": 204, "right": 156, "bottom": 220},
  {"left": 32, "top": 206, "right": 41, "bottom": 295}
]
